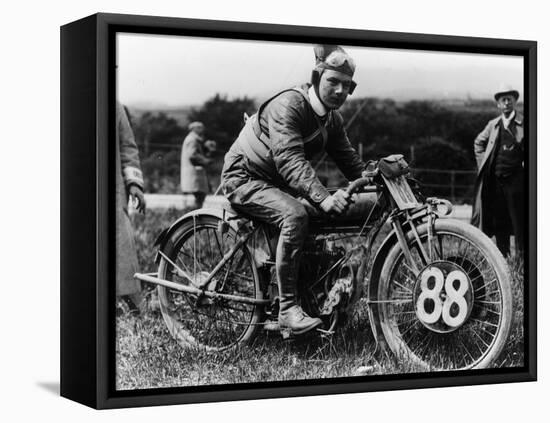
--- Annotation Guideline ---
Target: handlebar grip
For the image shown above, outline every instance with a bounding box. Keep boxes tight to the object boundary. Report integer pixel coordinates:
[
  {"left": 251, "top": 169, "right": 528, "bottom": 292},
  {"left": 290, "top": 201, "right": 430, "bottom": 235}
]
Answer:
[{"left": 346, "top": 177, "right": 374, "bottom": 195}]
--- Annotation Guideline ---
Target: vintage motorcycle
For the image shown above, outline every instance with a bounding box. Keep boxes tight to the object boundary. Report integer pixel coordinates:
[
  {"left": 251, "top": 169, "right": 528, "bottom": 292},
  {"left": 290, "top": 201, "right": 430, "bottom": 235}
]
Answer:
[{"left": 135, "top": 155, "right": 512, "bottom": 371}]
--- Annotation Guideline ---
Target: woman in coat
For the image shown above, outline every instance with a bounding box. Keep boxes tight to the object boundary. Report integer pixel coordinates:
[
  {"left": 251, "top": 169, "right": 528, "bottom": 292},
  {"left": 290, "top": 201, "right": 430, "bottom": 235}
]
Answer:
[{"left": 116, "top": 101, "right": 146, "bottom": 312}]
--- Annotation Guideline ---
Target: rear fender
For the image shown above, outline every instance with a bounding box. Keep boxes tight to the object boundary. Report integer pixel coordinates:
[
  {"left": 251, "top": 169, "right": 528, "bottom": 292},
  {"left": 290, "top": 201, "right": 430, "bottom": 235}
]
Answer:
[{"left": 153, "top": 207, "right": 239, "bottom": 264}]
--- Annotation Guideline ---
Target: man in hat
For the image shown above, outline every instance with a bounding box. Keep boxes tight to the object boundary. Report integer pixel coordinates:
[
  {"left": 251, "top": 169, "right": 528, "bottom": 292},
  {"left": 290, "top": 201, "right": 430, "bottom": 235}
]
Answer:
[
  {"left": 221, "top": 45, "right": 378, "bottom": 334},
  {"left": 471, "top": 85, "right": 524, "bottom": 257},
  {"left": 181, "top": 121, "right": 215, "bottom": 209}
]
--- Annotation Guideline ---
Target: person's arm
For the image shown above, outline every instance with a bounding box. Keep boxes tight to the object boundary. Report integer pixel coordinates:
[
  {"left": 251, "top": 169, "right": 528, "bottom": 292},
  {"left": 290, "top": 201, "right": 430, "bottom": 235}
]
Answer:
[
  {"left": 267, "top": 95, "right": 330, "bottom": 205},
  {"left": 474, "top": 122, "right": 492, "bottom": 170},
  {"left": 326, "top": 112, "right": 367, "bottom": 181},
  {"left": 187, "top": 137, "right": 212, "bottom": 167},
  {"left": 118, "top": 102, "right": 145, "bottom": 212}
]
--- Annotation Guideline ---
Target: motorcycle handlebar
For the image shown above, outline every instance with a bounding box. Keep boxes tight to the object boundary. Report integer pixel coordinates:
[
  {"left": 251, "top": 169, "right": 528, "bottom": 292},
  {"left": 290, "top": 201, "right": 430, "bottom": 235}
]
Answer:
[{"left": 346, "top": 172, "right": 379, "bottom": 195}]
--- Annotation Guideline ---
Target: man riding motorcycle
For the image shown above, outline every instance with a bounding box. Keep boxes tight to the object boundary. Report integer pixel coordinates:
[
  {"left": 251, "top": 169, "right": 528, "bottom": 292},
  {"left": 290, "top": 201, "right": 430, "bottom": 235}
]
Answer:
[{"left": 221, "top": 45, "right": 377, "bottom": 335}]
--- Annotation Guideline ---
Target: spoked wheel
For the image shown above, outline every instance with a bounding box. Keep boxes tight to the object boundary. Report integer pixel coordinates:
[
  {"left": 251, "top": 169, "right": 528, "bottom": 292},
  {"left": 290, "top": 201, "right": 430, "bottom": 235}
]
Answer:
[
  {"left": 376, "top": 219, "right": 512, "bottom": 370},
  {"left": 157, "top": 214, "right": 262, "bottom": 351}
]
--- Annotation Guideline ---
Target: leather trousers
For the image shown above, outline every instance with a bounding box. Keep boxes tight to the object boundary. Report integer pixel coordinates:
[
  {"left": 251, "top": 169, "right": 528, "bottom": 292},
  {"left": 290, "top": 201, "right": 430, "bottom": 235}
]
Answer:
[{"left": 223, "top": 178, "right": 379, "bottom": 303}]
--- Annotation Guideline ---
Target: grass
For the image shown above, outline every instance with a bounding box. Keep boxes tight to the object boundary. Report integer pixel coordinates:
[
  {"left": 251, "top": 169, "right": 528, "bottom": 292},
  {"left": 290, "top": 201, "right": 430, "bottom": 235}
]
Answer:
[
  {"left": 116, "top": 300, "right": 418, "bottom": 390},
  {"left": 495, "top": 254, "right": 525, "bottom": 367},
  {"left": 116, "top": 209, "right": 525, "bottom": 390}
]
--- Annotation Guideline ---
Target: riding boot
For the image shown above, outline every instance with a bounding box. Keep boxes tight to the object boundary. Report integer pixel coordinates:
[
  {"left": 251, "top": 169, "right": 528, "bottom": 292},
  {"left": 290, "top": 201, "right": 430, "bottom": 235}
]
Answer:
[
  {"left": 274, "top": 202, "right": 322, "bottom": 334},
  {"left": 278, "top": 292, "right": 322, "bottom": 335}
]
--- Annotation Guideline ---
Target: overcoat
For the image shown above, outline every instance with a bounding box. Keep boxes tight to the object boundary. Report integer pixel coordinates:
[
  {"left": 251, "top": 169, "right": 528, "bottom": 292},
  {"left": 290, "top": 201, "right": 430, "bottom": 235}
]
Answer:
[
  {"left": 471, "top": 113, "right": 524, "bottom": 235},
  {"left": 180, "top": 131, "right": 210, "bottom": 193},
  {"left": 115, "top": 102, "right": 144, "bottom": 296}
]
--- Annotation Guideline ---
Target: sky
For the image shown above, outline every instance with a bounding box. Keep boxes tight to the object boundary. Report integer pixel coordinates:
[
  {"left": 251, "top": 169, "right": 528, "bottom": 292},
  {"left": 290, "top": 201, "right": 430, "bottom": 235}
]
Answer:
[{"left": 117, "top": 33, "right": 524, "bottom": 108}]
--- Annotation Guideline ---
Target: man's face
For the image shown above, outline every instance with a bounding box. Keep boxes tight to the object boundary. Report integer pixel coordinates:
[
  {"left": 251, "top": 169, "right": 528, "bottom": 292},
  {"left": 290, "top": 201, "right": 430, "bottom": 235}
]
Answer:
[
  {"left": 496, "top": 94, "right": 517, "bottom": 116},
  {"left": 318, "top": 69, "right": 353, "bottom": 109},
  {"left": 194, "top": 126, "right": 205, "bottom": 137}
]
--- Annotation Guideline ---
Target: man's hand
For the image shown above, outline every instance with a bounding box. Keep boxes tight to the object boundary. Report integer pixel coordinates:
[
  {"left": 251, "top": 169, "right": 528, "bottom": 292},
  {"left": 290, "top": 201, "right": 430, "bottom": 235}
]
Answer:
[
  {"left": 204, "top": 140, "right": 217, "bottom": 158},
  {"left": 319, "top": 189, "right": 351, "bottom": 215},
  {"left": 204, "top": 139, "right": 217, "bottom": 152},
  {"left": 129, "top": 185, "right": 146, "bottom": 214}
]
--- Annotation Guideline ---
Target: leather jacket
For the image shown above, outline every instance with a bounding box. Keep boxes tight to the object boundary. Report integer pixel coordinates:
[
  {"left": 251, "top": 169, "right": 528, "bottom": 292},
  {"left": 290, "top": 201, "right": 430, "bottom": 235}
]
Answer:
[{"left": 222, "top": 84, "right": 366, "bottom": 204}]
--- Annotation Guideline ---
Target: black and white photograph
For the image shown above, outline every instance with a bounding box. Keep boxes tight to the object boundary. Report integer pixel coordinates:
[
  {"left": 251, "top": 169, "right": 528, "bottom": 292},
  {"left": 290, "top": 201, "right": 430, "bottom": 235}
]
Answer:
[
  {"left": 114, "top": 32, "right": 528, "bottom": 390},
  {"left": 6, "top": 0, "right": 550, "bottom": 420}
]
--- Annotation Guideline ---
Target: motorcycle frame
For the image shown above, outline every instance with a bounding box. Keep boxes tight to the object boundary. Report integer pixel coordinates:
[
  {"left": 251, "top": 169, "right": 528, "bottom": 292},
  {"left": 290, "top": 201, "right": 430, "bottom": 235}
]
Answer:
[
  {"left": 134, "top": 179, "right": 444, "bottom": 345},
  {"left": 134, "top": 188, "right": 385, "bottom": 308}
]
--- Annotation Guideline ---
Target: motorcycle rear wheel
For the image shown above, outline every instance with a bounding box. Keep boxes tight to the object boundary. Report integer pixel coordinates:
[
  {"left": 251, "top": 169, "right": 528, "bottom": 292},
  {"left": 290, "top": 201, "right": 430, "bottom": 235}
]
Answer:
[
  {"left": 376, "top": 219, "right": 512, "bottom": 370},
  {"left": 157, "top": 214, "right": 262, "bottom": 351}
]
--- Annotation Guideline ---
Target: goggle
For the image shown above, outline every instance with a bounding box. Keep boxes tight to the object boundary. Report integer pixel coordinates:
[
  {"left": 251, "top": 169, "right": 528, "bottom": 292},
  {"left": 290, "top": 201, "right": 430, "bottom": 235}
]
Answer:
[{"left": 323, "top": 50, "right": 356, "bottom": 73}]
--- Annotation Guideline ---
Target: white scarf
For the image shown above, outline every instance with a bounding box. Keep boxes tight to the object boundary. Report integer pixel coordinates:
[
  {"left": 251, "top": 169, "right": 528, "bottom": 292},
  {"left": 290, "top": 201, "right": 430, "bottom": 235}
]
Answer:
[{"left": 308, "top": 86, "right": 328, "bottom": 117}]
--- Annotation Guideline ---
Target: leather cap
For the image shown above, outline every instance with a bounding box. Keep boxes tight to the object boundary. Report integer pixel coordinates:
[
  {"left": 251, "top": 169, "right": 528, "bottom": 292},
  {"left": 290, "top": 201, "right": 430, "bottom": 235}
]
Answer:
[{"left": 313, "top": 45, "right": 356, "bottom": 77}]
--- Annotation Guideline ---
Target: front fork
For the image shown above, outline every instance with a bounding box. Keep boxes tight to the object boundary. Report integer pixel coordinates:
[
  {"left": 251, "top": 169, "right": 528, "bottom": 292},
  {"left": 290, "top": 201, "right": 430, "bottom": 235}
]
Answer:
[{"left": 389, "top": 198, "right": 453, "bottom": 277}]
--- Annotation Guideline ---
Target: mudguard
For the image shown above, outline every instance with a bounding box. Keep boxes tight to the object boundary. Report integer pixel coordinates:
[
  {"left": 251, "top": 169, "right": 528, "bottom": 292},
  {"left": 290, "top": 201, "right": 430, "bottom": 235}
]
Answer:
[
  {"left": 153, "top": 207, "right": 240, "bottom": 264},
  {"left": 366, "top": 228, "right": 400, "bottom": 345},
  {"left": 366, "top": 216, "right": 430, "bottom": 345}
]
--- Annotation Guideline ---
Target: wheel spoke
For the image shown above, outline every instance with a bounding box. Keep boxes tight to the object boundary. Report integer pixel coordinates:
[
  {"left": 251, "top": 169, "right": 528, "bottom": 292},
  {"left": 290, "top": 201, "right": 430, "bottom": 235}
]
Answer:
[
  {"left": 397, "top": 317, "right": 419, "bottom": 327},
  {"left": 392, "top": 280, "right": 413, "bottom": 294},
  {"left": 400, "top": 319, "right": 421, "bottom": 339},
  {"left": 458, "top": 338, "right": 476, "bottom": 363},
  {"left": 476, "top": 300, "right": 501, "bottom": 305},
  {"left": 476, "top": 289, "right": 501, "bottom": 299},
  {"left": 212, "top": 228, "right": 225, "bottom": 259},
  {"left": 471, "top": 317, "right": 500, "bottom": 327},
  {"left": 414, "top": 332, "right": 433, "bottom": 359}
]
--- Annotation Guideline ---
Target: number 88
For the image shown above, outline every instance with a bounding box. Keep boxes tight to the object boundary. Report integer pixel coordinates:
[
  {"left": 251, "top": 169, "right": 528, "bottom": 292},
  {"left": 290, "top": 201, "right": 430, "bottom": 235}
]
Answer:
[{"left": 416, "top": 267, "right": 469, "bottom": 327}]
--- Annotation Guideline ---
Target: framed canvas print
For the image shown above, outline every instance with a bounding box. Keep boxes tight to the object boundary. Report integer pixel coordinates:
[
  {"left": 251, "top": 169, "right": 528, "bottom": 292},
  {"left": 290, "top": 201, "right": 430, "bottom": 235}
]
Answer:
[{"left": 60, "top": 13, "right": 537, "bottom": 409}]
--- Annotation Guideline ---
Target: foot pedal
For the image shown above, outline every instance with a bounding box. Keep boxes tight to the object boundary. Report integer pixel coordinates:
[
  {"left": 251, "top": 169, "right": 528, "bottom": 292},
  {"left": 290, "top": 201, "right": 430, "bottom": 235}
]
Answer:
[
  {"left": 263, "top": 320, "right": 280, "bottom": 331},
  {"left": 280, "top": 329, "right": 293, "bottom": 340}
]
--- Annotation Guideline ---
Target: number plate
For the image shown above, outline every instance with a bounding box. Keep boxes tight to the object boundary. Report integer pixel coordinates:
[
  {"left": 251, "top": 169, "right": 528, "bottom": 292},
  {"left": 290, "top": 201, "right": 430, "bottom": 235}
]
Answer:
[
  {"left": 413, "top": 261, "right": 474, "bottom": 333},
  {"left": 383, "top": 175, "right": 421, "bottom": 210}
]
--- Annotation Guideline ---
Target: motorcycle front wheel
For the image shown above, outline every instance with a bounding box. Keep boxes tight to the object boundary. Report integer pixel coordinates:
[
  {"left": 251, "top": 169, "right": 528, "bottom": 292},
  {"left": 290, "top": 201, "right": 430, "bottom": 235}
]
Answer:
[
  {"left": 157, "top": 214, "right": 262, "bottom": 352},
  {"left": 376, "top": 218, "right": 512, "bottom": 370}
]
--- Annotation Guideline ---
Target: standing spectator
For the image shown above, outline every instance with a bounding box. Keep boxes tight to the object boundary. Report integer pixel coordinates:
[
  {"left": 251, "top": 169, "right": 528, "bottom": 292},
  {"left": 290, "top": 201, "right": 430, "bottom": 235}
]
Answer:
[
  {"left": 471, "top": 85, "right": 524, "bottom": 257},
  {"left": 180, "top": 121, "right": 214, "bottom": 209},
  {"left": 116, "top": 101, "right": 146, "bottom": 313}
]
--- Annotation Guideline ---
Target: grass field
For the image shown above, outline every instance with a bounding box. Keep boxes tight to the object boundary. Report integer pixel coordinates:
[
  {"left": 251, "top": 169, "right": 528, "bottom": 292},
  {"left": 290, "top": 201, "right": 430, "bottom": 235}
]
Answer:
[{"left": 115, "top": 208, "right": 525, "bottom": 390}]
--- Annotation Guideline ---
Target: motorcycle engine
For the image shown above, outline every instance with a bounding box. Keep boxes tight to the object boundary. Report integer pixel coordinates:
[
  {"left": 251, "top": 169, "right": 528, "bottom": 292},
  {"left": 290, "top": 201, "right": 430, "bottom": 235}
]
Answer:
[{"left": 300, "top": 236, "right": 365, "bottom": 321}]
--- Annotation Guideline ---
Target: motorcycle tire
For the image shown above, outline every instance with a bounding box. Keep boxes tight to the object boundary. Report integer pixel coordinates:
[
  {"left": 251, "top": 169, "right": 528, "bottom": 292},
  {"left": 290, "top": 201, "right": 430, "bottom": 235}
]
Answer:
[
  {"left": 376, "top": 218, "right": 513, "bottom": 370},
  {"left": 157, "top": 214, "right": 263, "bottom": 352}
]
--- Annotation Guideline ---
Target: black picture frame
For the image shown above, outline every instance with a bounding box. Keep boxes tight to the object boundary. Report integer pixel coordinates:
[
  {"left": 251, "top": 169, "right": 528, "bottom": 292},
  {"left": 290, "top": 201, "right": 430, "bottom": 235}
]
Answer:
[{"left": 60, "top": 12, "right": 537, "bottom": 409}]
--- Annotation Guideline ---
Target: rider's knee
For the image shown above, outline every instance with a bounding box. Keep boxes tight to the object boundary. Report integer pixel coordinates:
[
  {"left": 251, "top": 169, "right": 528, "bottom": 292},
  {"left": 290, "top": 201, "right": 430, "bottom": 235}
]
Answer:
[{"left": 282, "top": 203, "right": 309, "bottom": 233}]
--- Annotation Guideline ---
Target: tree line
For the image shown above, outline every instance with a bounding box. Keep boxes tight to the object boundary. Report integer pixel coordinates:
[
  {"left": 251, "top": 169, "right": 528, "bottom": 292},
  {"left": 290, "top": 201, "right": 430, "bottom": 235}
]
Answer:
[{"left": 127, "top": 93, "right": 517, "bottom": 201}]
